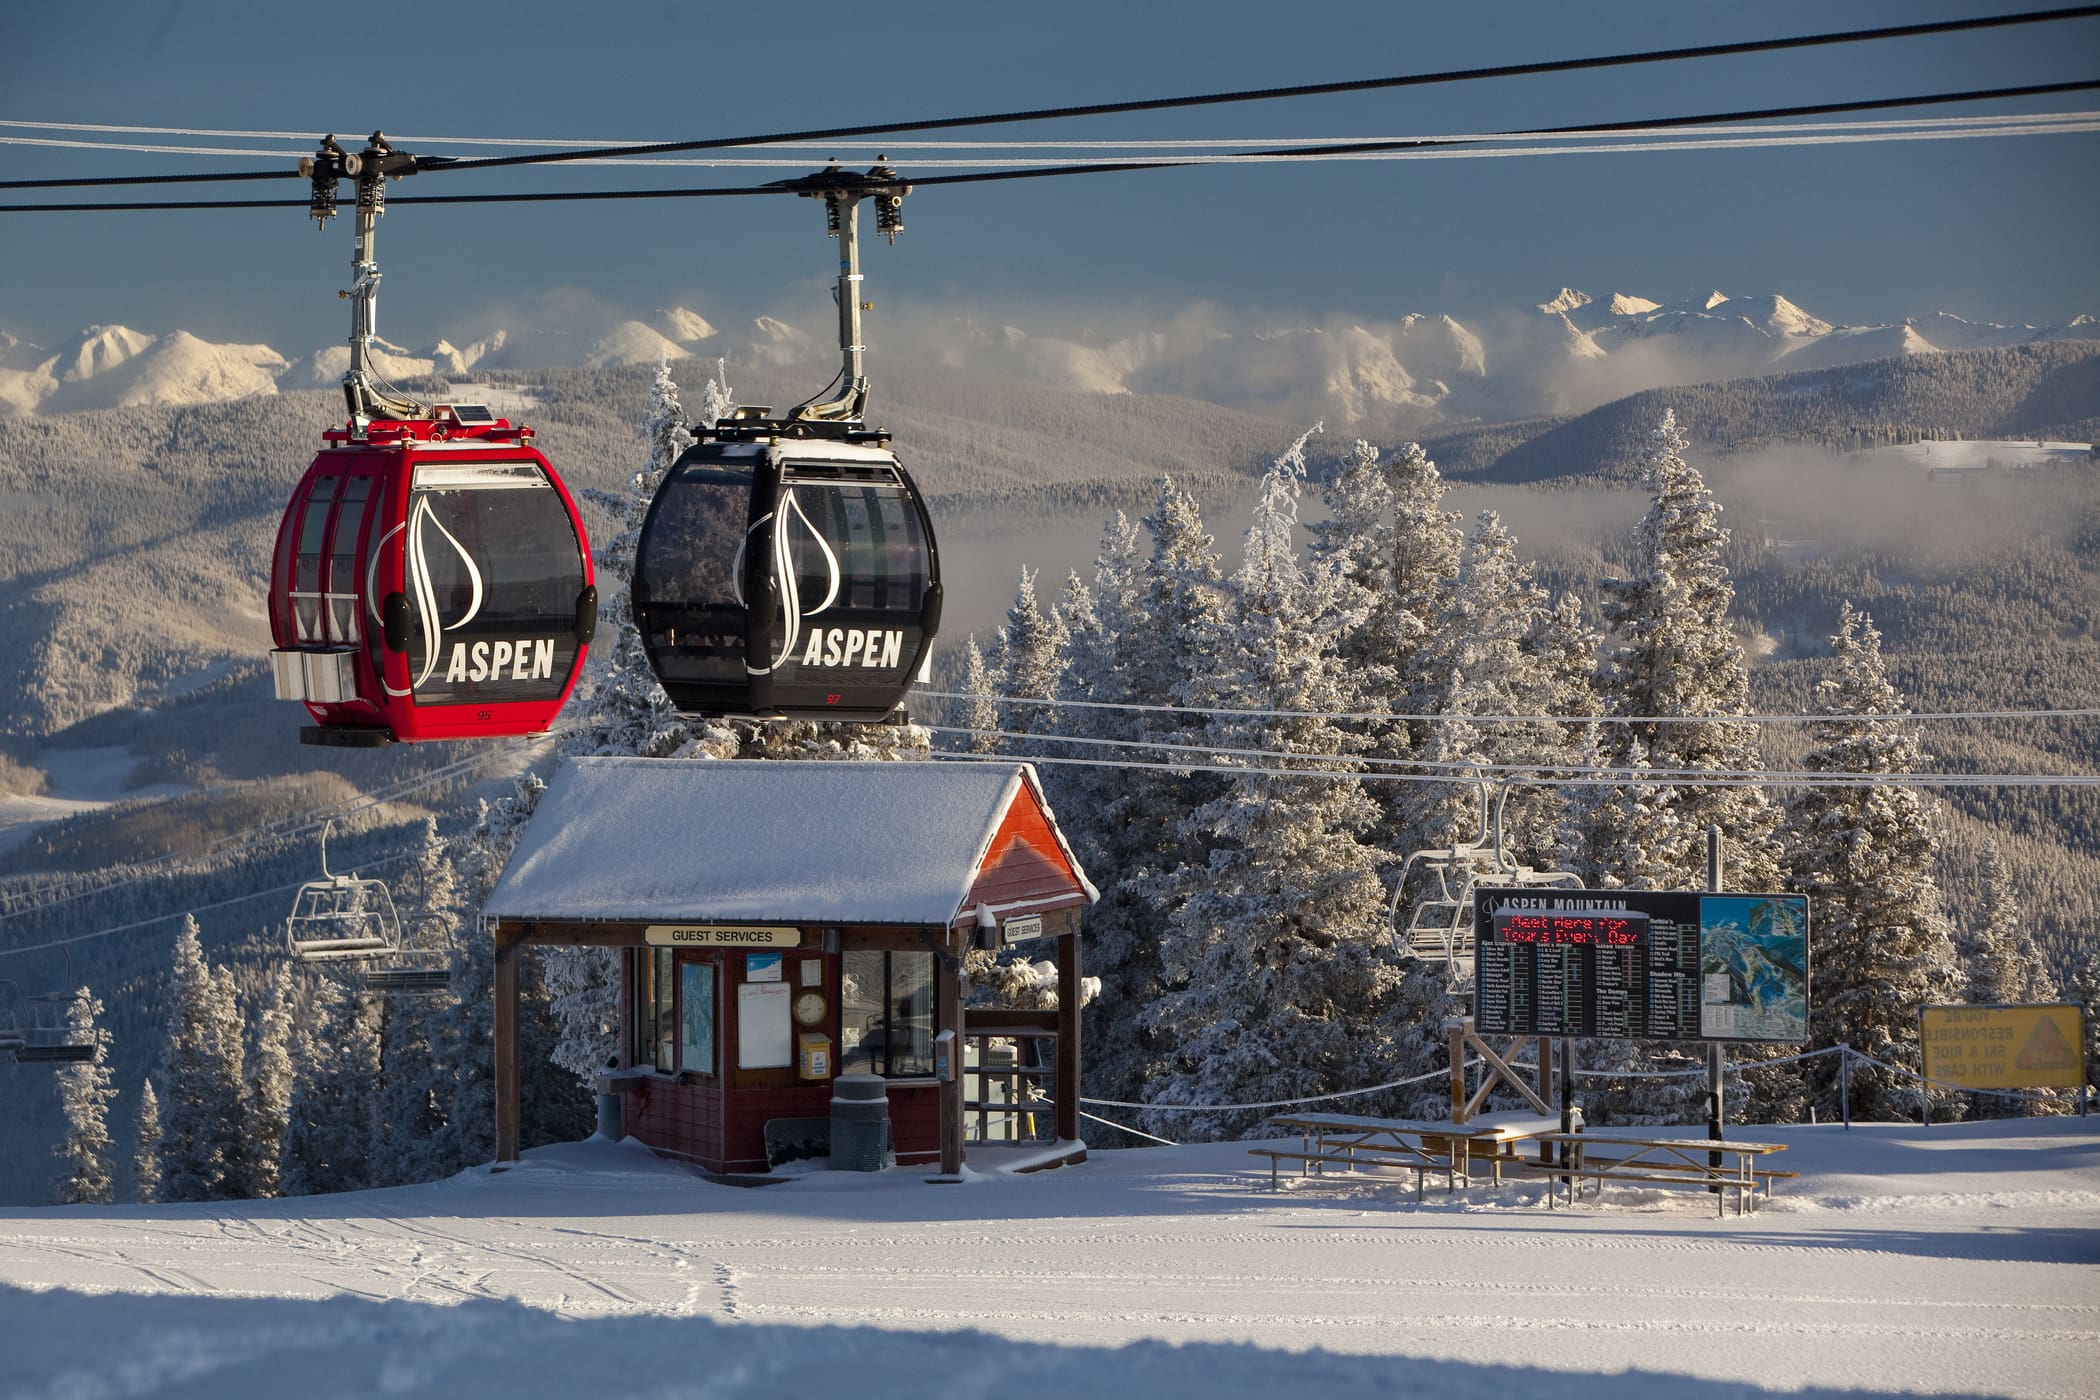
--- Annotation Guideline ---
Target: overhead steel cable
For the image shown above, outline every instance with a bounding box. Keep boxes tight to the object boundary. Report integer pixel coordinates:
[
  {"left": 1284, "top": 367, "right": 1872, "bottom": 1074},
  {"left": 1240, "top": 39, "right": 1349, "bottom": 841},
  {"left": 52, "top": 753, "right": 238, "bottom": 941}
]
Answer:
[
  {"left": 7, "top": 110, "right": 2099, "bottom": 171},
  {"left": 925, "top": 724, "right": 2100, "bottom": 785},
  {"left": 5, "top": 79, "right": 2096, "bottom": 214},
  {"left": 322, "top": 5, "right": 2100, "bottom": 175},
  {"left": 2, "top": 6, "right": 2096, "bottom": 191},
  {"left": 919, "top": 688, "right": 2100, "bottom": 726},
  {"left": 928, "top": 746, "right": 2100, "bottom": 790}
]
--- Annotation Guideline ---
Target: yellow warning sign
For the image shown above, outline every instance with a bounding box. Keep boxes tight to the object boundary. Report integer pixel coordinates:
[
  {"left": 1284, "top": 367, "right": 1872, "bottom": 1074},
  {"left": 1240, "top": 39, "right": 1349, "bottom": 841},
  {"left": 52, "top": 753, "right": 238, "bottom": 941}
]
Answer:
[{"left": 1920, "top": 1004, "right": 2088, "bottom": 1090}]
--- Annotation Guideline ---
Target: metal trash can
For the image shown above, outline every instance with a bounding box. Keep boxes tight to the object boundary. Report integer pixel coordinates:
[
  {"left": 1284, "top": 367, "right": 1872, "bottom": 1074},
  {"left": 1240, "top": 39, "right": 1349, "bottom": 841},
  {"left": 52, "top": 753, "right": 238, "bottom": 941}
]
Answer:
[{"left": 830, "top": 1073, "right": 892, "bottom": 1171}]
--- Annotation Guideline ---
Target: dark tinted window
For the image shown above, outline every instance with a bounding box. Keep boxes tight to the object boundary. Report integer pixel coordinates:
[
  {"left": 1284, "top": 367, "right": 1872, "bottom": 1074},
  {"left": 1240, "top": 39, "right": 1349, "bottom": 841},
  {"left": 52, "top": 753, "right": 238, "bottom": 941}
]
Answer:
[
  {"left": 780, "top": 478, "right": 928, "bottom": 616},
  {"left": 402, "top": 461, "right": 585, "bottom": 706},
  {"left": 637, "top": 461, "right": 753, "bottom": 684}
]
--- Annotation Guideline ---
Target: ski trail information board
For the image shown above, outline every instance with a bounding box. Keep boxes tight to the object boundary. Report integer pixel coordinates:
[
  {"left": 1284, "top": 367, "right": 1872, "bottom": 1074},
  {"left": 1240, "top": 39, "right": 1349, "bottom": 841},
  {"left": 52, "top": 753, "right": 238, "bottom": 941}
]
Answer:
[{"left": 1472, "top": 888, "right": 1810, "bottom": 1043}]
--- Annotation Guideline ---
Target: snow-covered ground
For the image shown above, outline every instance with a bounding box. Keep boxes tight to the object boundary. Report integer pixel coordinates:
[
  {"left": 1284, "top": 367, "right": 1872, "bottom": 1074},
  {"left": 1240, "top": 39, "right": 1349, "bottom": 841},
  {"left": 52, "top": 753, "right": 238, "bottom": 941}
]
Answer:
[
  {"left": 0, "top": 746, "right": 190, "bottom": 858},
  {"left": 1, "top": 1117, "right": 2095, "bottom": 1399}
]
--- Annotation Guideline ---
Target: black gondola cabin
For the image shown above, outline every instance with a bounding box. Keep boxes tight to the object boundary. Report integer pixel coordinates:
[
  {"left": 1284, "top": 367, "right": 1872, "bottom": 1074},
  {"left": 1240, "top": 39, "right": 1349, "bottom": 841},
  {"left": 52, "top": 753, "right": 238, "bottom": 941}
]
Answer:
[{"left": 635, "top": 431, "right": 940, "bottom": 723}]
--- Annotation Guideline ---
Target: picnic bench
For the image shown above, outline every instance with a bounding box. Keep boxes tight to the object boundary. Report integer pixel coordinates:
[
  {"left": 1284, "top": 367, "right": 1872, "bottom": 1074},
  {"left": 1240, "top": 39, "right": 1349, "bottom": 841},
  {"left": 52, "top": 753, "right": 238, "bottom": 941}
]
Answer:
[
  {"left": 1524, "top": 1133, "right": 1791, "bottom": 1217},
  {"left": 1253, "top": 1112, "right": 1565, "bottom": 1200}
]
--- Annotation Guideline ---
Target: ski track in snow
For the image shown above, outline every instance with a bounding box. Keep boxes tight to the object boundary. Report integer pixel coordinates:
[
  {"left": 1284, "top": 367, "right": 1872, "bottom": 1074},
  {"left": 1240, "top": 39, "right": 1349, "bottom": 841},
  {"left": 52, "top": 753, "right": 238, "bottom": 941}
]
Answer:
[{"left": 0, "top": 1126, "right": 2095, "bottom": 1399}]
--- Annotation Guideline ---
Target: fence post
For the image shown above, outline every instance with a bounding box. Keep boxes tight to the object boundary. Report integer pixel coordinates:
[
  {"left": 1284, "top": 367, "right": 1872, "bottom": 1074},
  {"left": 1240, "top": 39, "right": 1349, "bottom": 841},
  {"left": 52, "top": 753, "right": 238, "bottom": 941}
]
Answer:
[{"left": 1840, "top": 1044, "right": 1851, "bottom": 1130}]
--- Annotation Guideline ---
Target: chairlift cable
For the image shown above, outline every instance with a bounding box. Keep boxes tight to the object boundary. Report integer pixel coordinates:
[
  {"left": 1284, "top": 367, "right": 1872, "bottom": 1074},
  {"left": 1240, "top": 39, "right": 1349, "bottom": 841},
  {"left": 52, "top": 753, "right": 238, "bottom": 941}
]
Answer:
[
  {"left": 922, "top": 689, "right": 2100, "bottom": 727},
  {"left": 360, "top": 6, "right": 2100, "bottom": 176},
  {"left": 924, "top": 724, "right": 2100, "bottom": 784},
  {"left": 928, "top": 747, "right": 2100, "bottom": 790},
  {"left": 4, "top": 79, "right": 2094, "bottom": 212}
]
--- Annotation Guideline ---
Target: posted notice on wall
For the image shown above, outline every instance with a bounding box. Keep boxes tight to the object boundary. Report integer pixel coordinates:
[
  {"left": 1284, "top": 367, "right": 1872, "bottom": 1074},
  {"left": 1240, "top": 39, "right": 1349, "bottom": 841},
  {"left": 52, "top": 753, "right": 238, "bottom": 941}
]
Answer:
[{"left": 737, "top": 982, "right": 793, "bottom": 1069}]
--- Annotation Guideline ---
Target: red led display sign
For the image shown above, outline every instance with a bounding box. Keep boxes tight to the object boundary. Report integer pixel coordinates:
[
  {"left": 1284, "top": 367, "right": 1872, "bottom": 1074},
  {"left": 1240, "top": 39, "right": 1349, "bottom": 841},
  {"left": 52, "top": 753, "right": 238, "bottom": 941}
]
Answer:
[{"left": 1491, "top": 911, "right": 1648, "bottom": 947}]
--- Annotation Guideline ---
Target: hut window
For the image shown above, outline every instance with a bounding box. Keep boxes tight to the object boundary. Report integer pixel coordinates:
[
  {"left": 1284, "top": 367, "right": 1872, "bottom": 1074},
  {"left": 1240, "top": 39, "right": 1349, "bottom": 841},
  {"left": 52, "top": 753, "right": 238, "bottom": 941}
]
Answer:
[
  {"left": 839, "top": 950, "right": 936, "bottom": 1078},
  {"left": 633, "top": 948, "right": 677, "bottom": 1073}
]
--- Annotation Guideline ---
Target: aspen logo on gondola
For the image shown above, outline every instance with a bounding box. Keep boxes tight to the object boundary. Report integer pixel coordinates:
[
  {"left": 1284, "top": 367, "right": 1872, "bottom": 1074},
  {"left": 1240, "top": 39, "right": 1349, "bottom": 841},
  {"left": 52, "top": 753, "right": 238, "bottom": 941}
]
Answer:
[
  {"left": 798, "top": 628, "right": 905, "bottom": 669},
  {"left": 443, "top": 638, "right": 558, "bottom": 684}
]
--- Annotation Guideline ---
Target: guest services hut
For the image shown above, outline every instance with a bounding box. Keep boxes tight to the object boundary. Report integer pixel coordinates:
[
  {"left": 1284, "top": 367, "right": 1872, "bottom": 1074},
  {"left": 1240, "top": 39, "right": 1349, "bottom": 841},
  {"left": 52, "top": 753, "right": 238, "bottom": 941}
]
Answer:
[{"left": 482, "top": 757, "right": 1096, "bottom": 1177}]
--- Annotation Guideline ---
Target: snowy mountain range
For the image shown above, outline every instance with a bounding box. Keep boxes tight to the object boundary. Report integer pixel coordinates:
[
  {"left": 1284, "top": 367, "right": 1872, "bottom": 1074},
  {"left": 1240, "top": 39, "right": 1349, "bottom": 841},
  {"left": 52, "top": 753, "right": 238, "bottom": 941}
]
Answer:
[
  {"left": 1, "top": 289, "right": 2091, "bottom": 428},
  {"left": 0, "top": 305, "right": 722, "bottom": 418}
]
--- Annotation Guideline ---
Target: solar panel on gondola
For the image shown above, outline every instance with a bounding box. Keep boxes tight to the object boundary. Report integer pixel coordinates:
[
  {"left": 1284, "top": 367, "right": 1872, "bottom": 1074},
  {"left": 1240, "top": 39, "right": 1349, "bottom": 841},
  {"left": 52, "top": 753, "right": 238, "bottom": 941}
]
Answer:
[
  {"left": 266, "top": 135, "right": 595, "bottom": 746},
  {"left": 634, "top": 162, "right": 941, "bottom": 724}
]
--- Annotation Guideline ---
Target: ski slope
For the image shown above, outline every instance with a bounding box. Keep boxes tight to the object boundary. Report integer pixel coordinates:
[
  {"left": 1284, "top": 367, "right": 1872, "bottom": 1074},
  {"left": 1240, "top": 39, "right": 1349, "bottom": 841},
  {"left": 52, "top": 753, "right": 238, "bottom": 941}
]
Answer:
[{"left": 1, "top": 1117, "right": 2095, "bottom": 1399}]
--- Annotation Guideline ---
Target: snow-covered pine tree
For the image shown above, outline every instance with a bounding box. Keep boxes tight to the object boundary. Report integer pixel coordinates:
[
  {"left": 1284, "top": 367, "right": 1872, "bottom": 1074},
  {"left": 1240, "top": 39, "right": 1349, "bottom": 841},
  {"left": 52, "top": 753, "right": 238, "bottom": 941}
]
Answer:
[
  {"left": 369, "top": 819, "right": 461, "bottom": 1186},
  {"left": 1069, "top": 486, "right": 1229, "bottom": 1104},
  {"left": 157, "top": 916, "right": 248, "bottom": 1202},
  {"left": 1784, "top": 603, "right": 1961, "bottom": 1122},
  {"left": 1401, "top": 510, "right": 1557, "bottom": 866},
  {"left": 1522, "top": 591, "right": 1604, "bottom": 847},
  {"left": 51, "top": 988, "right": 116, "bottom": 1205},
  {"left": 1309, "top": 439, "right": 1401, "bottom": 708},
  {"left": 210, "top": 963, "right": 266, "bottom": 1198},
  {"left": 1140, "top": 431, "right": 1402, "bottom": 1140},
  {"left": 1596, "top": 410, "right": 1780, "bottom": 889},
  {"left": 279, "top": 972, "right": 381, "bottom": 1196},
  {"left": 244, "top": 963, "right": 296, "bottom": 1199},
  {"left": 1951, "top": 841, "right": 2060, "bottom": 1117},
  {"left": 1383, "top": 443, "right": 1466, "bottom": 762},
  {"left": 1962, "top": 840, "right": 2054, "bottom": 1009},
  {"left": 132, "top": 1079, "right": 162, "bottom": 1204},
  {"left": 992, "top": 567, "right": 1068, "bottom": 745},
  {"left": 950, "top": 636, "right": 1001, "bottom": 756}
]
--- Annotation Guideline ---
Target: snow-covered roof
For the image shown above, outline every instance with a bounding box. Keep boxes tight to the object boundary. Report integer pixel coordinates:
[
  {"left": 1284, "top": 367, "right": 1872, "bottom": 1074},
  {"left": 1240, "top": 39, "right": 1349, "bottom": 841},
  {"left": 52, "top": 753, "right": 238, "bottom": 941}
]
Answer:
[{"left": 483, "top": 758, "right": 1086, "bottom": 927}]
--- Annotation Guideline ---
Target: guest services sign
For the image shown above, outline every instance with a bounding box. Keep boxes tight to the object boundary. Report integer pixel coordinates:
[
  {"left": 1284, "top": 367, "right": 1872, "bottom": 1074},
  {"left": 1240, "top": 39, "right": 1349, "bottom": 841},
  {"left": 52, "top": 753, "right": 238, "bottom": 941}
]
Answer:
[{"left": 645, "top": 925, "right": 801, "bottom": 948}]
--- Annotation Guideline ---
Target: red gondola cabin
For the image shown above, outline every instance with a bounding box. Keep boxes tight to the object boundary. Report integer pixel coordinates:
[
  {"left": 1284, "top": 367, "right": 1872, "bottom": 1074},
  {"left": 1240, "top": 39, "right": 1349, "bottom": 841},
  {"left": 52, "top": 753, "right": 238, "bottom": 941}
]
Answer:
[{"left": 268, "top": 406, "right": 596, "bottom": 746}]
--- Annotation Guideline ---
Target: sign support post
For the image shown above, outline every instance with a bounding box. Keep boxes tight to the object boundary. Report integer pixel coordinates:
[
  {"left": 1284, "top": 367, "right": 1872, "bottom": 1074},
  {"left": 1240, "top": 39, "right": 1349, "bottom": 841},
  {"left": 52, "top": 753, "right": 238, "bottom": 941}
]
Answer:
[{"left": 1707, "top": 827, "right": 1725, "bottom": 1185}]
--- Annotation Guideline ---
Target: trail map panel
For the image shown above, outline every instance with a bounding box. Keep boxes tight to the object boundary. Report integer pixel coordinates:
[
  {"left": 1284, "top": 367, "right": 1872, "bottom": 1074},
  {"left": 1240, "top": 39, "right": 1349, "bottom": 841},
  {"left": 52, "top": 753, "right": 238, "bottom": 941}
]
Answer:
[{"left": 1473, "top": 888, "right": 1809, "bottom": 1043}]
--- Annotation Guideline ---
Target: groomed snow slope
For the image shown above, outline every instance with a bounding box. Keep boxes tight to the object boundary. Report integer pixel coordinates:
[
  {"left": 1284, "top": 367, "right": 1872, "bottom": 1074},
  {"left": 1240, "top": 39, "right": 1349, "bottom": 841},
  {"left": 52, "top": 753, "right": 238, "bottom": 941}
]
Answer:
[{"left": 1, "top": 1118, "right": 2094, "bottom": 1400}]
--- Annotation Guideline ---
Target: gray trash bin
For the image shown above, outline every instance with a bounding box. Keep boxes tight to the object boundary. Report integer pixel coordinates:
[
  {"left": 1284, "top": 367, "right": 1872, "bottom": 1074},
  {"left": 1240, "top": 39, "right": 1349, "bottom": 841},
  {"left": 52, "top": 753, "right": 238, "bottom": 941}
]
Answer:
[{"left": 830, "top": 1073, "right": 892, "bottom": 1171}]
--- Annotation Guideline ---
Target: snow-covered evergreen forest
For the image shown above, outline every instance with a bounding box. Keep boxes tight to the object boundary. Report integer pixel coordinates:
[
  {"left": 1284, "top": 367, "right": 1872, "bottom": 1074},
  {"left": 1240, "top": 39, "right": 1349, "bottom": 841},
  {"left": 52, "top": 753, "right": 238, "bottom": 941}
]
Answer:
[{"left": 3, "top": 356, "right": 2095, "bottom": 1204}]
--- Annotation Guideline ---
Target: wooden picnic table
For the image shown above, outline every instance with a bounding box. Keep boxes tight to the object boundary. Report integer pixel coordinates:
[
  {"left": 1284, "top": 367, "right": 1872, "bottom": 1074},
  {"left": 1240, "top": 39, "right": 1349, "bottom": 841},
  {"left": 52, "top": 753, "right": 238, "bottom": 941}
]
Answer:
[
  {"left": 1528, "top": 1132, "right": 1790, "bottom": 1217},
  {"left": 1253, "top": 1112, "right": 1567, "bottom": 1199}
]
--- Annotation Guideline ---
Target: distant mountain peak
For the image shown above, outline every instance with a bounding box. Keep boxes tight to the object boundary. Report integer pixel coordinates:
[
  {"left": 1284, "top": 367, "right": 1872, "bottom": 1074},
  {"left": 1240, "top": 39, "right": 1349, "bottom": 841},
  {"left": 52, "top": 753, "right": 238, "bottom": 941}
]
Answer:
[
  {"left": 1538, "top": 287, "right": 1592, "bottom": 315},
  {"left": 1702, "top": 290, "right": 1731, "bottom": 310}
]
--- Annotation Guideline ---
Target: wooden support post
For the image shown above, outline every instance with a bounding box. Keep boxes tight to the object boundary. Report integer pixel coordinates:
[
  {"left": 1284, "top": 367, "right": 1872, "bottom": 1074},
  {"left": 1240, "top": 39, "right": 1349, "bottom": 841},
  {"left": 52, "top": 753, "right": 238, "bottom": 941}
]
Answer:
[
  {"left": 1537, "top": 1035, "right": 1554, "bottom": 1116},
  {"left": 1448, "top": 1017, "right": 1469, "bottom": 1123},
  {"left": 494, "top": 924, "right": 523, "bottom": 1165},
  {"left": 1057, "top": 931, "right": 1083, "bottom": 1144},
  {"left": 940, "top": 932, "right": 966, "bottom": 1177}
]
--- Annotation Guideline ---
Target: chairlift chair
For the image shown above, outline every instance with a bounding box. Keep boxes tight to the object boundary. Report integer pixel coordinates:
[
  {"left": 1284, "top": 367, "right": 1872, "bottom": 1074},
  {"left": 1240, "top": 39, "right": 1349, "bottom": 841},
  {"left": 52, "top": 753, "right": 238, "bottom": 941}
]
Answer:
[
  {"left": 0, "top": 981, "right": 26, "bottom": 1057},
  {"left": 1389, "top": 779, "right": 1582, "bottom": 968},
  {"left": 286, "top": 821, "right": 402, "bottom": 963},
  {"left": 361, "top": 914, "right": 453, "bottom": 996},
  {"left": 15, "top": 991, "right": 98, "bottom": 1064}
]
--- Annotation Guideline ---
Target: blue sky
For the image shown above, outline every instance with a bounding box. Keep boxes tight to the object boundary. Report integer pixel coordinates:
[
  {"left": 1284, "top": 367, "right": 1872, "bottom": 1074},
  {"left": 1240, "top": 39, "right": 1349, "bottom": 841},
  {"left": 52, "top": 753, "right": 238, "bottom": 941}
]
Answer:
[{"left": 2, "top": 0, "right": 2095, "bottom": 353}]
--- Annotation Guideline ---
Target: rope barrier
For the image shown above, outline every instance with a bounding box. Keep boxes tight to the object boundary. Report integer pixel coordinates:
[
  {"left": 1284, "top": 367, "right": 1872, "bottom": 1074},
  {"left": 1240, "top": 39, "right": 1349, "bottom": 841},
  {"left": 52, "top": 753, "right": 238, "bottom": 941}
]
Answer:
[
  {"left": 1842, "top": 1046, "right": 2082, "bottom": 1103},
  {"left": 1077, "top": 1061, "right": 1461, "bottom": 1113}
]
